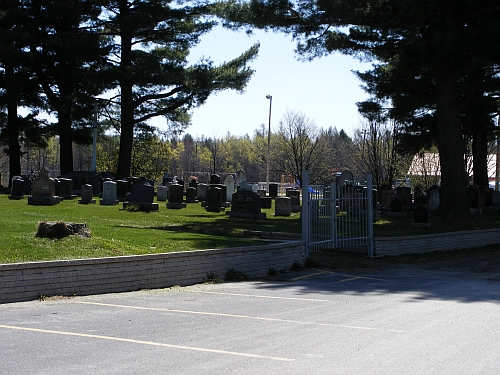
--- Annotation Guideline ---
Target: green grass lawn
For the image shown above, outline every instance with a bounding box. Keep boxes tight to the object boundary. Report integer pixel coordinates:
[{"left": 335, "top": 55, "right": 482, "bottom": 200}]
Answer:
[
  {"left": 0, "top": 194, "right": 300, "bottom": 264},
  {"left": 2, "top": 192, "right": 499, "bottom": 264}
]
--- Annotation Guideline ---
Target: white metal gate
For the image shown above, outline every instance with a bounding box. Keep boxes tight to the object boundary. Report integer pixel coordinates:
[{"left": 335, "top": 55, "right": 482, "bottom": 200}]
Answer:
[{"left": 302, "top": 171, "right": 374, "bottom": 257}]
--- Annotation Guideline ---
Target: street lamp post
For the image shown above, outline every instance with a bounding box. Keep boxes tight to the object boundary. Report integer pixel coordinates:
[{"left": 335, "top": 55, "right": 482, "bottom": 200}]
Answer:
[{"left": 265, "top": 95, "right": 272, "bottom": 194}]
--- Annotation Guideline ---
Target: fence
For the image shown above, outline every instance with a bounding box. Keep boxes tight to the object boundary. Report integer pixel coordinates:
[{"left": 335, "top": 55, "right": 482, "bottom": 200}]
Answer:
[{"left": 302, "top": 171, "right": 374, "bottom": 256}]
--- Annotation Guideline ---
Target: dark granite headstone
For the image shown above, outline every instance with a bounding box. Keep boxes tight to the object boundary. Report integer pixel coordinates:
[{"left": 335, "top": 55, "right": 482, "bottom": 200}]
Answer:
[
  {"left": 123, "top": 182, "right": 158, "bottom": 211},
  {"left": 167, "top": 183, "right": 186, "bottom": 209},
  {"left": 391, "top": 198, "right": 403, "bottom": 212},
  {"left": 269, "top": 183, "right": 278, "bottom": 198},
  {"left": 59, "top": 178, "right": 77, "bottom": 200},
  {"left": 260, "top": 197, "right": 272, "bottom": 209},
  {"left": 227, "top": 189, "right": 265, "bottom": 219},
  {"left": 127, "top": 176, "right": 139, "bottom": 192},
  {"left": 116, "top": 180, "right": 128, "bottom": 201},
  {"left": 396, "top": 186, "right": 412, "bottom": 206},
  {"left": 414, "top": 195, "right": 427, "bottom": 205},
  {"left": 286, "top": 189, "right": 301, "bottom": 213},
  {"left": 412, "top": 204, "right": 431, "bottom": 227},
  {"left": 206, "top": 186, "right": 224, "bottom": 213},
  {"left": 185, "top": 187, "right": 198, "bottom": 203},
  {"left": 210, "top": 174, "right": 221, "bottom": 185},
  {"left": 9, "top": 176, "right": 25, "bottom": 200}
]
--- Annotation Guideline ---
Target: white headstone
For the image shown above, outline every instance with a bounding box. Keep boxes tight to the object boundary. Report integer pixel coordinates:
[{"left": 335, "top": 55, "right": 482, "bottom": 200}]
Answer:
[
  {"left": 224, "top": 175, "right": 235, "bottom": 202},
  {"left": 100, "top": 181, "right": 119, "bottom": 205}
]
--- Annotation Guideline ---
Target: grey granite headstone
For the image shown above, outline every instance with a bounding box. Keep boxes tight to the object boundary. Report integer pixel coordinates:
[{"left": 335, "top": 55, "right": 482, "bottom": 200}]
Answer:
[
  {"left": 275, "top": 197, "right": 291, "bottom": 216},
  {"left": 157, "top": 185, "right": 168, "bottom": 201},
  {"left": 28, "top": 170, "right": 61, "bottom": 205},
  {"left": 197, "top": 183, "right": 209, "bottom": 201},
  {"left": 78, "top": 184, "right": 96, "bottom": 204},
  {"left": 100, "top": 181, "right": 119, "bottom": 205}
]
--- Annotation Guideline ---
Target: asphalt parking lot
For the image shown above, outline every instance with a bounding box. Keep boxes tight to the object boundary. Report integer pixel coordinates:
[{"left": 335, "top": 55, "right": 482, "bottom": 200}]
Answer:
[{"left": 1, "top": 268, "right": 499, "bottom": 375}]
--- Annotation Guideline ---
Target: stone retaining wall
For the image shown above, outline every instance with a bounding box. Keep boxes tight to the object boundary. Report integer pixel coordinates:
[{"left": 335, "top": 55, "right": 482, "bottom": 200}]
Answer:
[
  {"left": 374, "top": 228, "right": 500, "bottom": 256},
  {"left": 0, "top": 241, "right": 305, "bottom": 304}
]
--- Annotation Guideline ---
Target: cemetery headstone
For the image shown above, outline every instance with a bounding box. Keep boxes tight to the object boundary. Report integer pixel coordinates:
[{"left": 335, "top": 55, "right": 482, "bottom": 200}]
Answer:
[
  {"left": 428, "top": 187, "right": 440, "bottom": 210},
  {"left": 274, "top": 197, "right": 291, "bottom": 216},
  {"left": 176, "top": 178, "right": 185, "bottom": 190},
  {"left": 388, "top": 198, "right": 405, "bottom": 216},
  {"left": 28, "top": 170, "right": 61, "bottom": 206},
  {"left": 227, "top": 189, "right": 265, "bottom": 219},
  {"left": 157, "top": 185, "right": 168, "bottom": 202},
  {"left": 185, "top": 186, "right": 198, "bottom": 203},
  {"left": 224, "top": 175, "right": 235, "bottom": 202},
  {"left": 116, "top": 180, "right": 128, "bottom": 202},
  {"left": 9, "top": 176, "right": 25, "bottom": 200},
  {"left": 162, "top": 173, "right": 173, "bottom": 186},
  {"left": 59, "top": 178, "right": 77, "bottom": 200},
  {"left": 123, "top": 181, "right": 158, "bottom": 211},
  {"left": 78, "top": 184, "right": 96, "bottom": 204},
  {"left": 235, "top": 169, "right": 246, "bottom": 188},
  {"left": 197, "top": 183, "right": 209, "bottom": 202},
  {"left": 260, "top": 197, "right": 272, "bottom": 209},
  {"left": 286, "top": 189, "right": 301, "bottom": 213},
  {"left": 127, "top": 176, "right": 139, "bottom": 192},
  {"left": 257, "top": 189, "right": 266, "bottom": 198},
  {"left": 100, "top": 181, "right": 119, "bottom": 205},
  {"left": 396, "top": 186, "right": 412, "bottom": 206},
  {"left": 167, "top": 183, "right": 186, "bottom": 209},
  {"left": 414, "top": 195, "right": 427, "bottom": 205},
  {"left": 412, "top": 204, "right": 431, "bottom": 227},
  {"left": 189, "top": 178, "right": 198, "bottom": 188},
  {"left": 269, "top": 183, "right": 278, "bottom": 198},
  {"left": 210, "top": 174, "right": 221, "bottom": 185},
  {"left": 54, "top": 178, "right": 61, "bottom": 198},
  {"left": 205, "top": 186, "right": 224, "bottom": 213}
]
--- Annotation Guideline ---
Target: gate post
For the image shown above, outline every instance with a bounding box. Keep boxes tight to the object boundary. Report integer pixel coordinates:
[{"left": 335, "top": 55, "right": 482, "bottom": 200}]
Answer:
[
  {"left": 367, "top": 173, "right": 374, "bottom": 257},
  {"left": 301, "top": 170, "right": 310, "bottom": 257}
]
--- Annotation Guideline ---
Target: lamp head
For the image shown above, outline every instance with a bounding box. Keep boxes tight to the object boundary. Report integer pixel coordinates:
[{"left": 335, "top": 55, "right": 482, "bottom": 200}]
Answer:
[{"left": 266, "top": 95, "right": 272, "bottom": 99}]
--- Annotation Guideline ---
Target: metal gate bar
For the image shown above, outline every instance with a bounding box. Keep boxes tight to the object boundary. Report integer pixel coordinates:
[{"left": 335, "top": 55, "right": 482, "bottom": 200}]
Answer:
[{"left": 302, "top": 171, "right": 373, "bottom": 257}]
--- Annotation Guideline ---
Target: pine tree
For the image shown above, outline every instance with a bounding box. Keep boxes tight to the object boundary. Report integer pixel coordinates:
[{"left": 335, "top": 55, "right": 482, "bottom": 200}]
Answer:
[{"left": 101, "top": 0, "right": 259, "bottom": 179}]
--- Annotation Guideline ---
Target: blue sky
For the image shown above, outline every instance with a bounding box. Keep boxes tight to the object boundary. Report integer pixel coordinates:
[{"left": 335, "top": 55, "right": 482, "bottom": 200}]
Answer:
[{"left": 152, "top": 26, "right": 372, "bottom": 139}]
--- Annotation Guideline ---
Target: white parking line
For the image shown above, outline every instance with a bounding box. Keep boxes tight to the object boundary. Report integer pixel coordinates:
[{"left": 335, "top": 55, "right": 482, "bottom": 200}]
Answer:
[
  {"left": 0, "top": 324, "right": 295, "bottom": 362},
  {"left": 76, "top": 301, "right": 405, "bottom": 333}
]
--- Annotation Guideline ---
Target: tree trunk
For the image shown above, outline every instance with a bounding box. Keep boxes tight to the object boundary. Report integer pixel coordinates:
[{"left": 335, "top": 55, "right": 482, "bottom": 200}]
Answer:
[
  {"left": 58, "top": 105, "right": 74, "bottom": 176},
  {"left": 472, "top": 129, "right": 489, "bottom": 188},
  {"left": 6, "top": 64, "right": 22, "bottom": 188},
  {"left": 116, "top": 1, "right": 134, "bottom": 180},
  {"left": 436, "top": 73, "right": 472, "bottom": 222}
]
